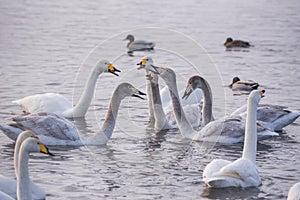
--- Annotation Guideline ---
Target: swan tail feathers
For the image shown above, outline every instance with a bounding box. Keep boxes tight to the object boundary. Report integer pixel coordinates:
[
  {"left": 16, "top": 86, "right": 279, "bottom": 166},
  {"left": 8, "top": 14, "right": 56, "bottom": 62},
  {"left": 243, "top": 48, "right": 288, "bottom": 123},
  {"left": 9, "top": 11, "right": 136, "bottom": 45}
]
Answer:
[{"left": 271, "top": 111, "right": 300, "bottom": 131}]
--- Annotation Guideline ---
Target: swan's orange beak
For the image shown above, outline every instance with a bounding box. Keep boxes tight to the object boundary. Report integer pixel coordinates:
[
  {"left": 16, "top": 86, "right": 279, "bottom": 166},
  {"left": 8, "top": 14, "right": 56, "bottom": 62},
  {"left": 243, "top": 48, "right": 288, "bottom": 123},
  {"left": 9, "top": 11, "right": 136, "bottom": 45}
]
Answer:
[{"left": 39, "top": 142, "right": 54, "bottom": 156}]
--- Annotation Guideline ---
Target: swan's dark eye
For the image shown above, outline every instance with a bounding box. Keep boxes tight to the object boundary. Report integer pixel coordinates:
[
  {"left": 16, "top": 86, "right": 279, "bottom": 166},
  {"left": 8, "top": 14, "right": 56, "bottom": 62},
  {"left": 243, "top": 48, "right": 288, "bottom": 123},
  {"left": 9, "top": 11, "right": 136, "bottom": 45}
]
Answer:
[{"left": 146, "top": 59, "right": 149, "bottom": 61}]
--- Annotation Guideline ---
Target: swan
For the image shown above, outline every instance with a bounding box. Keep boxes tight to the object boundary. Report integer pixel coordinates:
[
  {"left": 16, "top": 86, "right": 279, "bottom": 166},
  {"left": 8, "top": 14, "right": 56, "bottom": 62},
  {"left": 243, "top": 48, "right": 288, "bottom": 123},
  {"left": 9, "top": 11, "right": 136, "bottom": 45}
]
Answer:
[
  {"left": 230, "top": 103, "right": 300, "bottom": 131},
  {"left": 123, "top": 34, "right": 155, "bottom": 55},
  {"left": 202, "top": 90, "right": 264, "bottom": 188},
  {"left": 224, "top": 37, "right": 251, "bottom": 48},
  {"left": 0, "top": 83, "right": 146, "bottom": 146},
  {"left": 0, "top": 134, "right": 52, "bottom": 200},
  {"left": 13, "top": 60, "right": 121, "bottom": 118},
  {"left": 0, "top": 130, "right": 47, "bottom": 199},
  {"left": 17, "top": 137, "right": 52, "bottom": 200},
  {"left": 146, "top": 71, "right": 202, "bottom": 131},
  {"left": 287, "top": 182, "right": 300, "bottom": 200},
  {"left": 156, "top": 67, "right": 277, "bottom": 144},
  {"left": 229, "top": 76, "right": 259, "bottom": 91},
  {"left": 136, "top": 56, "right": 202, "bottom": 127}
]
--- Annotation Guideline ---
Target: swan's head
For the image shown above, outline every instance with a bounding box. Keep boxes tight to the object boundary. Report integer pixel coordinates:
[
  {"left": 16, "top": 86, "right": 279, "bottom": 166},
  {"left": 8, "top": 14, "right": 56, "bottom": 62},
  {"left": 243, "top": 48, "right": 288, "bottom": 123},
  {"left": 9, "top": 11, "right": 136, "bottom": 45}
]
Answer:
[
  {"left": 249, "top": 89, "right": 265, "bottom": 105},
  {"left": 137, "top": 56, "right": 160, "bottom": 74},
  {"left": 115, "top": 83, "right": 146, "bottom": 100},
  {"left": 123, "top": 34, "right": 135, "bottom": 42},
  {"left": 21, "top": 137, "right": 54, "bottom": 156},
  {"left": 96, "top": 60, "right": 121, "bottom": 76},
  {"left": 17, "top": 130, "right": 39, "bottom": 145},
  {"left": 182, "top": 76, "right": 207, "bottom": 100},
  {"left": 156, "top": 67, "right": 176, "bottom": 86}
]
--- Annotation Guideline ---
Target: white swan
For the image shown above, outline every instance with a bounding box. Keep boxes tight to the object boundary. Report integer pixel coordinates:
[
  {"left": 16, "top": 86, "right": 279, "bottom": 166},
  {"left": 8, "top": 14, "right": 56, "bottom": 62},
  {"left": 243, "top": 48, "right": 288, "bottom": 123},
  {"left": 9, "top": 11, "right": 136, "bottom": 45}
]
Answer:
[
  {"left": 123, "top": 34, "right": 155, "bottom": 56},
  {"left": 137, "top": 56, "right": 202, "bottom": 128},
  {"left": 156, "top": 67, "right": 277, "bottom": 144},
  {"left": 0, "top": 83, "right": 146, "bottom": 146},
  {"left": 17, "top": 137, "right": 52, "bottom": 200},
  {"left": 202, "top": 90, "right": 264, "bottom": 188},
  {"left": 0, "top": 133, "right": 52, "bottom": 200},
  {"left": 0, "top": 130, "right": 46, "bottom": 199},
  {"left": 287, "top": 182, "right": 300, "bottom": 200},
  {"left": 229, "top": 76, "right": 259, "bottom": 91},
  {"left": 13, "top": 60, "right": 121, "bottom": 118},
  {"left": 231, "top": 104, "right": 300, "bottom": 131}
]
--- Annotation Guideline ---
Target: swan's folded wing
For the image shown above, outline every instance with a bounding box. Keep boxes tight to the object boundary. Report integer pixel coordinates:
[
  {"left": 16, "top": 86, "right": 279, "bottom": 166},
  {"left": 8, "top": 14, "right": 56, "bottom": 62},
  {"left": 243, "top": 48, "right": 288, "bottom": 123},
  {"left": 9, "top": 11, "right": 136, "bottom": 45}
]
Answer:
[
  {"left": 12, "top": 113, "right": 79, "bottom": 141},
  {"left": 218, "top": 158, "right": 261, "bottom": 187},
  {"left": 203, "top": 159, "right": 231, "bottom": 179}
]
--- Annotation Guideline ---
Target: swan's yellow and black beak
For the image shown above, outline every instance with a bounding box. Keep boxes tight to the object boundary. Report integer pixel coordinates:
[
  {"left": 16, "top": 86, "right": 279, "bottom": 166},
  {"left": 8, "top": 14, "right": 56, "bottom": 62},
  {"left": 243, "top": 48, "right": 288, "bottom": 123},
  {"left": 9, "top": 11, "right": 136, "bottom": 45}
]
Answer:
[
  {"left": 107, "top": 64, "right": 121, "bottom": 76},
  {"left": 259, "top": 89, "right": 265, "bottom": 98},
  {"left": 39, "top": 142, "right": 54, "bottom": 156},
  {"left": 136, "top": 59, "right": 160, "bottom": 74},
  {"left": 182, "top": 84, "right": 193, "bottom": 100},
  {"left": 131, "top": 88, "right": 146, "bottom": 100}
]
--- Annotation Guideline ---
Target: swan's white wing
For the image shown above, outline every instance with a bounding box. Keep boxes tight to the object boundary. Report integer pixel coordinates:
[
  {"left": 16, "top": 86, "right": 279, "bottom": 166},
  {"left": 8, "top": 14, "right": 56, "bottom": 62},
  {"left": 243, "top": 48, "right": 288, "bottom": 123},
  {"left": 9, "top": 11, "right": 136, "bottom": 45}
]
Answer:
[
  {"left": 13, "top": 93, "right": 72, "bottom": 114},
  {"left": 203, "top": 159, "right": 231, "bottom": 179},
  {"left": 161, "top": 85, "right": 202, "bottom": 114},
  {"left": 204, "top": 158, "right": 261, "bottom": 188},
  {"left": 12, "top": 113, "right": 79, "bottom": 141},
  {"left": 195, "top": 117, "right": 278, "bottom": 144},
  {"left": 232, "top": 104, "right": 300, "bottom": 131},
  {"left": 287, "top": 182, "right": 300, "bottom": 200},
  {"left": 166, "top": 103, "right": 202, "bottom": 128}
]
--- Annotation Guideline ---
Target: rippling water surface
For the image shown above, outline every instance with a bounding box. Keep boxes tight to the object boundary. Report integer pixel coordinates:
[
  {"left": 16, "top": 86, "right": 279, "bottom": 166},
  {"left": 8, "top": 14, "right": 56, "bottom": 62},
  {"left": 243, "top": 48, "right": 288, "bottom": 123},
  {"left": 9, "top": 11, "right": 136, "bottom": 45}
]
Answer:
[{"left": 0, "top": 0, "right": 299, "bottom": 199}]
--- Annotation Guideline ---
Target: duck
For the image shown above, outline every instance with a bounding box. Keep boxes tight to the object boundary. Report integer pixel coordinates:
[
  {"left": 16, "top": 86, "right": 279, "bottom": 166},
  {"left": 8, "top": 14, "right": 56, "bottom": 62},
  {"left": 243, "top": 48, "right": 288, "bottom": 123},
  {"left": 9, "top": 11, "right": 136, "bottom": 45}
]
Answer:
[
  {"left": 224, "top": 37, "right": 251, "bottom": 48},
  {"left": 231, "top": 103, "right": 300, "bottom": 131},
  {"left": 136, "top": 56, "right": 202, "bottom": 127},
  {"left": 156, "top": 67, "right": 277, "bottom": 144},
  {"left": 202, "top": 90, "right": 264, "bottom": 188},
  {"left": 229, "top": 76, "right": 259, "bottom": 91},
  {"left": 13, "top": 60, "right": 121, "bottom": 118},
  {"left": 287, "top": 182, "right": 300, "bottom": 200},
  {"left": 123, "top": 34, "right": 155, "bottom": 56},
  {"left": 0, "top": 130, "right": 48, "bottom": 199},
  {"left": 0, "top": 132, "right": 52, "bottom": 199},
  {"left": 0, "top": 83, "right": 145, "bottom": 146}
]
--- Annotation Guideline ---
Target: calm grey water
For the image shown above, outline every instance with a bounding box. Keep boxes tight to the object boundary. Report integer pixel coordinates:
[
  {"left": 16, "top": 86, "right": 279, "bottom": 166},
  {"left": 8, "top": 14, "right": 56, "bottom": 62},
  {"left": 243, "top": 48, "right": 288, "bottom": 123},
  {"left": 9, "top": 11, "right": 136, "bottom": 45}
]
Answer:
[{"left": 1, "top": 0, "right": 300, "bottom": 199}]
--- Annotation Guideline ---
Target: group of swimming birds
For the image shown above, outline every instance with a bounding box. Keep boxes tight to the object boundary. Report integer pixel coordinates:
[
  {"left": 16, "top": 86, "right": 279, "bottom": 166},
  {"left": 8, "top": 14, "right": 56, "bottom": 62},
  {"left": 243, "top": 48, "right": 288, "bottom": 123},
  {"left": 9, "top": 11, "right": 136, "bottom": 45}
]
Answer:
[{"left": 0, "top": 35, "right": 299, "bottom": 199}]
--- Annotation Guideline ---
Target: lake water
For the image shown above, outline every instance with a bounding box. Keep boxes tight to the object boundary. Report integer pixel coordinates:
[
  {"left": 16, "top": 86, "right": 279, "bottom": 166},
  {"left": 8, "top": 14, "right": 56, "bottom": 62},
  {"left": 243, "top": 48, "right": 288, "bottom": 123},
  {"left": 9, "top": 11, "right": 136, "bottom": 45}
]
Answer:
[{"left": 0, "top": 0, "right": 299, "bottom": 199}]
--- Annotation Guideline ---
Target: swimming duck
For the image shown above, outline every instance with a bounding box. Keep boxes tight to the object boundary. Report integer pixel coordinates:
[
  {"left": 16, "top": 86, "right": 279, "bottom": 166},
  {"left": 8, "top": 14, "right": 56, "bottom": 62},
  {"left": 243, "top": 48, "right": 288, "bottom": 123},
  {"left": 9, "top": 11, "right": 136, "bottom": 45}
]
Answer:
[{"left": 224, "top": 37, "right": 251, "bottom": 48}]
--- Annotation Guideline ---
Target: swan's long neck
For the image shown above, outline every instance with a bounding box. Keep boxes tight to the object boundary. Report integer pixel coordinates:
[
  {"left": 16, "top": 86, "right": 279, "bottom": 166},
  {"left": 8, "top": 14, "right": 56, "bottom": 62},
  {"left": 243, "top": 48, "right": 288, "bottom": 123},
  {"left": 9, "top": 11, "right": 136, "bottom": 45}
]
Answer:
[
  {"left": 96, "top": 90, "right": 122, "bottom": 142},
  {"left": 167, "top": 80, "right": 196, "bottom": 139},
  {"left": 242, "top": 98, "right": 258, "bottom": 163},
  {"left": 17, "top": 147, "right": 32, "bottom": 200},
  {"left": 146, "top": 69, "right": 155, "bottom": 124},
  {"left": 14, "top": 138, "right": 22, "bottom": 178},
  {"left": 67, "top": 67, "right": 102, "bottom": 117},
  {"left": 200, "top": 80, "right": 213, "bottom": 126},
  {"left": 150, "top": 78, "right": 170, "bottom": 130}
]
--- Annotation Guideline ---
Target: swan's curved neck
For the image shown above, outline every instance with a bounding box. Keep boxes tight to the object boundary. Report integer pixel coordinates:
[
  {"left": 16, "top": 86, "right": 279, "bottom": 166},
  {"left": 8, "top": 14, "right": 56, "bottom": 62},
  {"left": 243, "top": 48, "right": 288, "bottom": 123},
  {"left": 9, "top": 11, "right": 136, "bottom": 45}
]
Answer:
[
  {"left": 14, "top": 139, "right": 22, "bottom": 178},
  {"left": 146, "top": 69, "right": 155, "bottom": 124},
  {"left": 242, "top": 99, "right": 258, "bottom": 163},
  {"left": 167, "top": 79, "right": 196, "bottom": 139},
  {"left": 199, "top": 80, "right": 213, "bottom": 126},
  {"left": 65, "top": 67, "right": 102, "bottom": 117},
  {"left": 17, "top": 146, "right": 32, "bottom": 200},
  {"left": 150, "top": 77, "right": 170, "bottom": 130},
  {"left": 96, "top": 89, "right": 123, "bottom": 142}
]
